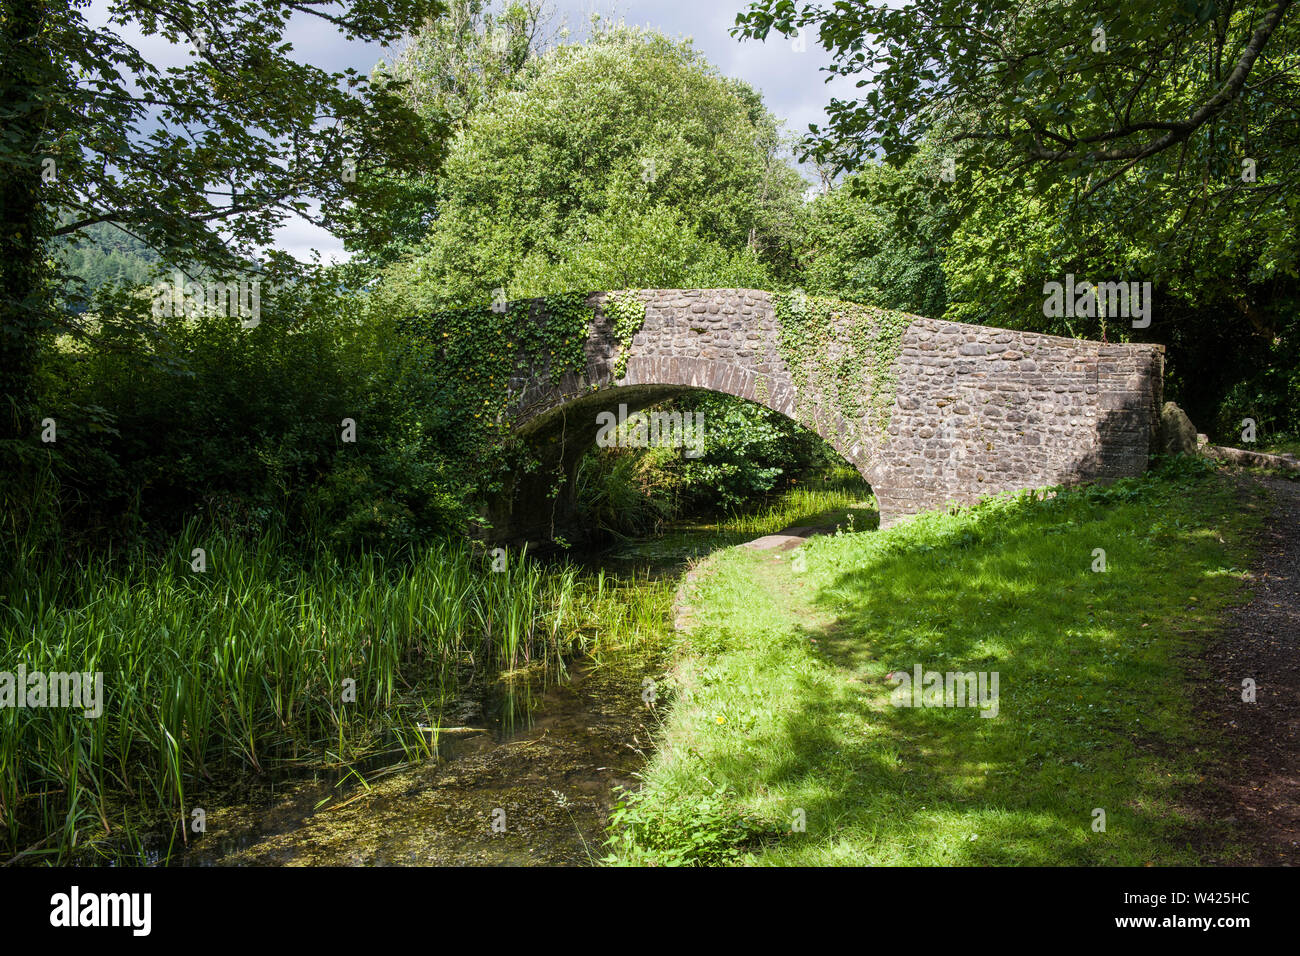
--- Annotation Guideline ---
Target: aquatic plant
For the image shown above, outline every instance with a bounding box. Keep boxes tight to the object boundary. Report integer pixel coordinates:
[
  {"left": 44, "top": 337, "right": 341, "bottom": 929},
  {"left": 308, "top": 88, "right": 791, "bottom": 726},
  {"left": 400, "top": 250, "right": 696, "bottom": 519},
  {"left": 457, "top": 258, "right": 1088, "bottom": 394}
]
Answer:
[{"left": 0, "top": 528, "right": 668, "bottom": 863}]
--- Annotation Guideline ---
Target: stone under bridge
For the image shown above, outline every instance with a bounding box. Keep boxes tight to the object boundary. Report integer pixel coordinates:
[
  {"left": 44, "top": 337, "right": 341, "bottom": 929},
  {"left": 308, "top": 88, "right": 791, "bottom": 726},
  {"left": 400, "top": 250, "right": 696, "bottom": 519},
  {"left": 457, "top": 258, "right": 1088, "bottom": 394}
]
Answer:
[{"left": 483, "top": 289, "right": 1164, "bottom": 542}]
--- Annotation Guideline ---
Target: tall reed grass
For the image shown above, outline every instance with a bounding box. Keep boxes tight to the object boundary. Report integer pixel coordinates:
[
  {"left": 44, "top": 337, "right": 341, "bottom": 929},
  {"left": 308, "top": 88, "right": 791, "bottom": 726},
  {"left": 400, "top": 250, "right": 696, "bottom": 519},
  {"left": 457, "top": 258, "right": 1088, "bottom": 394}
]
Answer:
[{"left": 0, "top": 525, "right": 669, "bottom": 863}]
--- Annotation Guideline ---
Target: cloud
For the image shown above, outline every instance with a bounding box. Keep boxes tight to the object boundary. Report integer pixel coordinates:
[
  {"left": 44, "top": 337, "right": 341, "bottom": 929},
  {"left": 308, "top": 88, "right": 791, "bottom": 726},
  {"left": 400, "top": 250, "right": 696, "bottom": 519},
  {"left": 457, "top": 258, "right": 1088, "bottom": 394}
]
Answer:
[{"left": 269, "top": 216, "right": 353, "bottom": 266}]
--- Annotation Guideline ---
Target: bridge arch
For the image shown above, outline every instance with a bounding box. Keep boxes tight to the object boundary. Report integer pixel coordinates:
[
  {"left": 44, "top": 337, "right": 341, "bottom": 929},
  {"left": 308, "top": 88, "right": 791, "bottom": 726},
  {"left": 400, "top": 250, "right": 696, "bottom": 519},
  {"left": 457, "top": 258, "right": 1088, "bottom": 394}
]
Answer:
[{"left": 438, "top": 289, "right": 1163, "bottom": 542}]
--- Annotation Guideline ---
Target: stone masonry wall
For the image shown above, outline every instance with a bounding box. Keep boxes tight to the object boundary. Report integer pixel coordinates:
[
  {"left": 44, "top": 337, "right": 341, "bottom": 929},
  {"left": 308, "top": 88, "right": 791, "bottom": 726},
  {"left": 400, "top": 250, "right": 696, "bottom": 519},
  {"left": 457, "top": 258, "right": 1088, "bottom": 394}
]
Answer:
[{"left": 504, "top": 289, "right": 1164, "bottom": 529}]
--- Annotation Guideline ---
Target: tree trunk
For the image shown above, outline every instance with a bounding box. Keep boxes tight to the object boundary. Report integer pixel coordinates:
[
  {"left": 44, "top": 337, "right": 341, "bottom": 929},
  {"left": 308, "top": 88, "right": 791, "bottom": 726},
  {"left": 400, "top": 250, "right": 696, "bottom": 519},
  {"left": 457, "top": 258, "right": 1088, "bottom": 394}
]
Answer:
[{"left": 0, "top": 0, "right": 53, "bottom": 442}]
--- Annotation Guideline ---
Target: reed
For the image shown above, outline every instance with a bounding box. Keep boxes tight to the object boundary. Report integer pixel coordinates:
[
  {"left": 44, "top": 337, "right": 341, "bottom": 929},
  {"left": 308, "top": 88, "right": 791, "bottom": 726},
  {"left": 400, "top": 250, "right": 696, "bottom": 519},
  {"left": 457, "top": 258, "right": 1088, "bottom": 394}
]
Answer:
[{"left": 0, "top": 531, "right": 670, "bottom": 863}]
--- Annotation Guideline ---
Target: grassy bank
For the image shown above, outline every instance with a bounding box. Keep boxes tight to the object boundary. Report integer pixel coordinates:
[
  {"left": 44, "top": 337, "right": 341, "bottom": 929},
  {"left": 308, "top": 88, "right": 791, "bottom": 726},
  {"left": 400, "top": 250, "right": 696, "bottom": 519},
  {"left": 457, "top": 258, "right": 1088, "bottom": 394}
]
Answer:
[
  {"left": 0, "top": 532, "right": 669, "bottom": 864},
  {"left": 717, "top": 469, "right": 877, "bottom": 536},
  {"left": 599, "top": 470, "right": 876, "bottom": 572},
  {"left": 607, "top": 459, "right": 1261, "bottom": 865}
]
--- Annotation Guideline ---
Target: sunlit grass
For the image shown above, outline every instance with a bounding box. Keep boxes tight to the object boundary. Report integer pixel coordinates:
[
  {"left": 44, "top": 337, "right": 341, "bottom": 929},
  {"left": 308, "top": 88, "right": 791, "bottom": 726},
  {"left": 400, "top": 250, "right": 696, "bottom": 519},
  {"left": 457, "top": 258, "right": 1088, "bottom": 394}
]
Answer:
[
  {"left": 598, "top": 468, "right": 875, "bottom": 571},
  {"left": 608, "top": 459, "right": 1263, "bottom": 866},
  {"left": 717, "top": 468, "right": 875, "bottom": 536}
]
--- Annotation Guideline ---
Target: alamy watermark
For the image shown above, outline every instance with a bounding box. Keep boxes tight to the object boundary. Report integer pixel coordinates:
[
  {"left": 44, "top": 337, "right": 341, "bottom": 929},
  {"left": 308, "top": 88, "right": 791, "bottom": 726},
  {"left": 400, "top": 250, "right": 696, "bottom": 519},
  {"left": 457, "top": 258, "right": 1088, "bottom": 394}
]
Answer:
[
  {"left": 1, "top": 666, "right": 104, "bottom": 718},
  {"left": 595, "top": 404, "right": 705, "bottom": 458},
  {"left": 1043, "top": 273, "right": 1151, "bottom": 329},
  {"left": 888, "top": 665, "right": 999, "bottom": 718},
  {"left": 50, "top": 886, "right": 150, "bottom": 936},
  {"left": 151, "top": 271, "right": 261, "bottom": 327}
]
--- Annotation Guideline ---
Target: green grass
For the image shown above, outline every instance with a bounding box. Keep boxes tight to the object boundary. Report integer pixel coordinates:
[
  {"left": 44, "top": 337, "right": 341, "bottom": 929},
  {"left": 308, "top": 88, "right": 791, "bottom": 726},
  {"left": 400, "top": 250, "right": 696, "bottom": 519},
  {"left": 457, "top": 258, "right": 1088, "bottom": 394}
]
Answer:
[
  {"left": 608, "top": 459, "right": 1262, "bottom": 865},
  {"left": 603, "top": 470, "right": 875, "bottom": 569},
  {"left": 0, "top": 529, "right": 670, "bottom": 864},
  {"left": 716, "top": 471, "right": 877, "bottom": 536}
]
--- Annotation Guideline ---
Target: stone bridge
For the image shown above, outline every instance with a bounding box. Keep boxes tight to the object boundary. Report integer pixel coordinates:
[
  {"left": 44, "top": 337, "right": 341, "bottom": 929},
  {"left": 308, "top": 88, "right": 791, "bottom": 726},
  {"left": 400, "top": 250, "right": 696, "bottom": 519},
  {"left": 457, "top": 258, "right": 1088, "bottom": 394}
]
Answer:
[{"left": 482, "top": 289, "right": 1164, "bottom": 541}]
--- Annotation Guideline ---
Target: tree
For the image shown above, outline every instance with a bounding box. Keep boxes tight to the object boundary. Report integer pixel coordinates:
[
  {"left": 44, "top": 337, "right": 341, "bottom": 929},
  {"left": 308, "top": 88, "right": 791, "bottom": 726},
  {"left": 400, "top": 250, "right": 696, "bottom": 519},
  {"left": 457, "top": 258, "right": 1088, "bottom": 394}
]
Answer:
[
  {"left": 733, "top": 1, "right": 1299, "bottom": 284},
  {"left": 738, "top": 0, "right": 1300, "bottom": 438},
  {"left": 341, "top": 0, "right": 559, "bottom": 266},
  {"left": 0, "top": 0, "right": 450, "bottom": 441},
  {"left": 376, "top": 24, "right": 808, "bottom": 310},
  {"left": 384, "top": 0, "right": 555, "bottom": 131},
  {"left": 803, "top": 155, "right": 952, "bottom": 317},
  {"left": 734, "top": 1, "right": 1296, "bottom": 179}
]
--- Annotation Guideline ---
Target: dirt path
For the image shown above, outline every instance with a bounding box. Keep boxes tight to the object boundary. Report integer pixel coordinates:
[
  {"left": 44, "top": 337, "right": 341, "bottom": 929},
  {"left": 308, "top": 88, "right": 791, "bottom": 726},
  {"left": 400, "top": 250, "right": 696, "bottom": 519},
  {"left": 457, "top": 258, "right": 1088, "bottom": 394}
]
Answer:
[{"left": 1193, "top": 475, "right": 1300, "bottom": 864}]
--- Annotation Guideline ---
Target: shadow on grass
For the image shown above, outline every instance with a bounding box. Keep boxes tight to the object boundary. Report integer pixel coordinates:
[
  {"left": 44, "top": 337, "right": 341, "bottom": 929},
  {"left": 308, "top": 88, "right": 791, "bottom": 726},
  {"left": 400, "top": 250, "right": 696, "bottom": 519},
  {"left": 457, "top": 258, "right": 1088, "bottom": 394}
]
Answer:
[{"left": 698, "top": 470, "right": 1250, "bottom": 864}]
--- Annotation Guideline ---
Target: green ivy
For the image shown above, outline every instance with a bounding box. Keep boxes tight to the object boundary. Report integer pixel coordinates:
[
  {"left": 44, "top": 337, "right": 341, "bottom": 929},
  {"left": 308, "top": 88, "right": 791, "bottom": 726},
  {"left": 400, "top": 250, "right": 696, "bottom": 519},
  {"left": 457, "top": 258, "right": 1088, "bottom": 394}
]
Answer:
[
  {"left": 605, "top": 290, "right": 648, "bottom": 380},
  {"left": 401, "top": 291, "right": 592, "bottom": 397},
  {"left": 393, "top": 288, "right": 908, "bottom": 527},
  {"left": 540, "top": 292, "right": 594, "bottom": 383},
  {"left": 771, "top": 291, "right": 911, "bottom": 442},
  {"left": 396, "top": 292, "right": 597, "bottom": 493}
]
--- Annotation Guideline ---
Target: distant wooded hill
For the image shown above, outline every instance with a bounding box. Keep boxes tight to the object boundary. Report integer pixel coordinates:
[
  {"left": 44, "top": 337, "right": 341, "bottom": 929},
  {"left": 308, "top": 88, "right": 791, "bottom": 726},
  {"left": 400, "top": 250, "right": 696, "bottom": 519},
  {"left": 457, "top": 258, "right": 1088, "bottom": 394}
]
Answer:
[{"left": 55, "top": 222, "right": 161, "bottom": 309}]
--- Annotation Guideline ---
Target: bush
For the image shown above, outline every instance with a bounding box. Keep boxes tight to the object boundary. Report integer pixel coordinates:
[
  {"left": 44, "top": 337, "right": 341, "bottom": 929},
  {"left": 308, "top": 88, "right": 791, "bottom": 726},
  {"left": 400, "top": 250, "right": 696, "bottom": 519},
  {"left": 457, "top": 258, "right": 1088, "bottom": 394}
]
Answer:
[
  {"left": 603, "top": 785, "right": 767, "bottom": 866},
  {"left": 22, "top": 274, "right": 478, "bottom": 556}
]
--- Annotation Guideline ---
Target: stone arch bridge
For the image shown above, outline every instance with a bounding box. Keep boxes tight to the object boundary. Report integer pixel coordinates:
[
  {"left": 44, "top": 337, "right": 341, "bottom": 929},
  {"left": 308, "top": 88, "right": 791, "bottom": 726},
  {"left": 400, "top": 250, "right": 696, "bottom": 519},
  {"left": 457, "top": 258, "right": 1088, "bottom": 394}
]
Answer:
[{"left": 462, "top": 289, "right": 1163, "bottom": 542}]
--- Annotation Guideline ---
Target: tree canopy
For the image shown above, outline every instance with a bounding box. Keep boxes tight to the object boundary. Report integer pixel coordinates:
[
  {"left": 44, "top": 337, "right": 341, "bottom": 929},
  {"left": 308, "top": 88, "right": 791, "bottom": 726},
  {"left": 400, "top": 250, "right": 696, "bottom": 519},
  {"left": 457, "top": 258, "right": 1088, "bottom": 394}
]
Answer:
[
  {"left": 0, "top": 0, "right": 450, "bottom": 439},
  {"left": 736, "top": 0, "right": 1300, "bottom": 435},
  {"left": 374, "top": 24, "right": 809, "bottom": 311}
]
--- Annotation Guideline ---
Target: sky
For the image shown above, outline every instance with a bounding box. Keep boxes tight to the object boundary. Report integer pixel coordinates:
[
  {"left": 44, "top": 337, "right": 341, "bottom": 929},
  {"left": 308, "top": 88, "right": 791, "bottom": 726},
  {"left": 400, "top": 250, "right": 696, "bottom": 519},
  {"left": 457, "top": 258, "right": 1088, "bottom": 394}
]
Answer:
[{"left": 90, "top": 0, "right": 860, "bottom": 262}]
